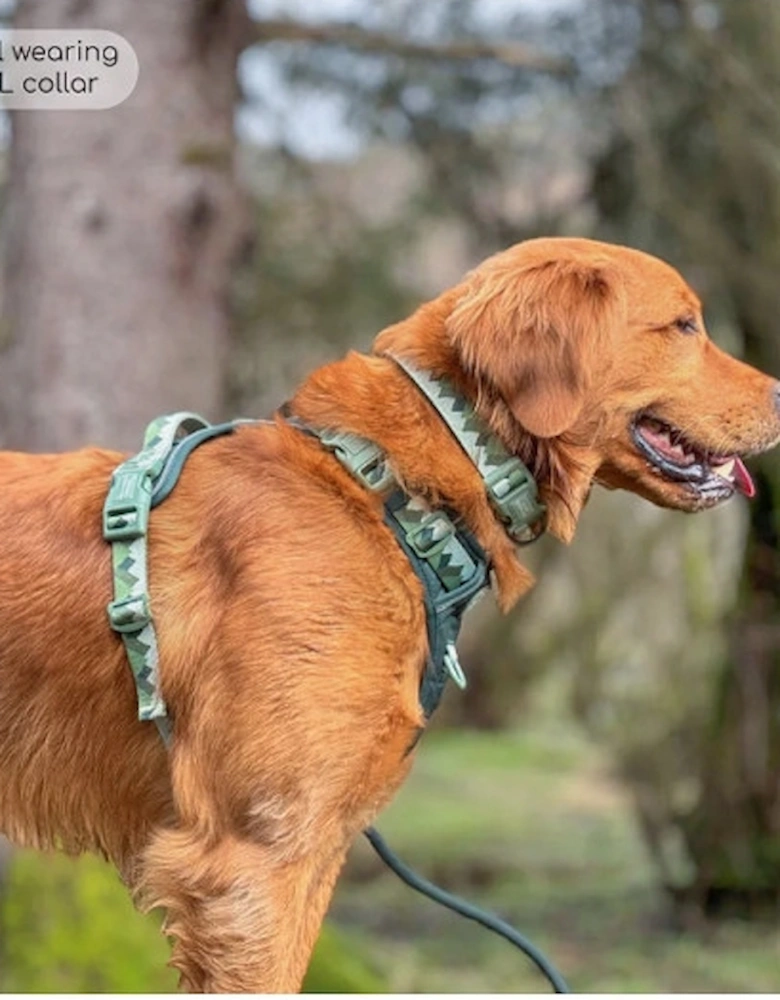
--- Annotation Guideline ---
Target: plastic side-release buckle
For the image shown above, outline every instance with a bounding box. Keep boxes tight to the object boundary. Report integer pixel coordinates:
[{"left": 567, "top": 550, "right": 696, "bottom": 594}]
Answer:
[
  {"left": 103, "top": 467, "right": 152, "bottom": 541},
  {"left": 404, "top": 511, "right": 456, "bottom": 560},
  {"left": 107, "top": 593, "right": 151, "bottom": 633},
  {"left": 318, "top": 429, "right": 396, "bottom": 492},
  {"left": 484, "top": 459, "right": 545, "bottom": 544}
]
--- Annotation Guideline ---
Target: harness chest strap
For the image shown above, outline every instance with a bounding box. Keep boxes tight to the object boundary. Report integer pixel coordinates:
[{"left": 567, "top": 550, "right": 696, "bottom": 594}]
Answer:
[
  {"left": 288, "top": 356, "right": 546, "bottom": 714},
  {"left": 307, "top": 423, "right": 490, "bottom": 715}
]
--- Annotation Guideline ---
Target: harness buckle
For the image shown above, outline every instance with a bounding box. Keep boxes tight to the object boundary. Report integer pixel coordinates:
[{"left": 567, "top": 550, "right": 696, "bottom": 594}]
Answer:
[
  {"left": 107, "top": 593, "right": 151, "bottom": 633},
  {"left": 319, "top": 429, "right": 395, "bottom": 493},
  {"left": 404, "top": 511, "right": 456, "bottom": 559},
  {"left": 484, "top": 459, "right": 546, "bottom": 545},
  {"left": 103, "top": 466, "right": 152, "bottom": 541}
]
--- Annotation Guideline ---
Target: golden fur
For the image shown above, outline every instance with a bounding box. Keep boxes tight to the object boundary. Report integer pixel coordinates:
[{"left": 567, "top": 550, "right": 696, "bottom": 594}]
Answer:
[{"left": 0, "top": 238, "right": 778, "bottom": 991}]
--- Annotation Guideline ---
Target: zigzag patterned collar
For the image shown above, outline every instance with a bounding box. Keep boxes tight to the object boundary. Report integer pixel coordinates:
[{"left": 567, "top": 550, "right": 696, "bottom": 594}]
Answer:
[{"left": 386, "top": 355, "right": 546, "bottom": 545}]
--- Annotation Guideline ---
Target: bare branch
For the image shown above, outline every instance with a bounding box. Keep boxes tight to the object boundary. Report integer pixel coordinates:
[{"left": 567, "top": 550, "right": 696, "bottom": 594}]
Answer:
[{"left": 247, "top": 18, "right": 572, "bottom": 75}]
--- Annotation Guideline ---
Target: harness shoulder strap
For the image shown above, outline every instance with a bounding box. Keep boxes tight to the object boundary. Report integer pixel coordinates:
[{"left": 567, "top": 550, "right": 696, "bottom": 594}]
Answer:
[
  {"left": 288, "top": 421, "right": 491, "bottom": 717},
  {"left": 103, "top": 413, "right": 245, "bottom": 742}
]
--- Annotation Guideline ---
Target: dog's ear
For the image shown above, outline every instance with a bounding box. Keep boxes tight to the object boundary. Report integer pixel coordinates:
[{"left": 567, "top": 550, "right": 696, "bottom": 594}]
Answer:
[{"left": 446, "top": 257, "right": 624, "bottom": 438}]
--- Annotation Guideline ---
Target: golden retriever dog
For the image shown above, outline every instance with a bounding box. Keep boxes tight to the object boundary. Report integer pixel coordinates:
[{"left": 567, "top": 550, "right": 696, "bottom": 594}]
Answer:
[{"left": 0, "top": 238, "right": 778, "bottom": 992}]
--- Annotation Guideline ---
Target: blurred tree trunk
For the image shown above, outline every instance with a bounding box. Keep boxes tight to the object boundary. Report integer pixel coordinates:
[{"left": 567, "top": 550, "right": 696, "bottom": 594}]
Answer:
[
  {"left": 0, "top": 0, "right": 249, "bottom": 451},
  {"left": 0, "top": 0, "right": 247, "bottom": 979}
]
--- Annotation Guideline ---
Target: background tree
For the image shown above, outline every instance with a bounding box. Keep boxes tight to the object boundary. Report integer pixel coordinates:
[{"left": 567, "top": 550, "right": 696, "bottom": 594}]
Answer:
[
  {"left": 0, "top": 0, "right": 247, "bottom": 451},
  {"left": 0, "top": 0, "right": 249, "bottom": 989}
]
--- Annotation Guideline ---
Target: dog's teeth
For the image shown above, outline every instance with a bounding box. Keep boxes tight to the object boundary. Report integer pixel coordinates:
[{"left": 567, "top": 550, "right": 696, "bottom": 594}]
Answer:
[{"left": 713, "top": 458, "right": 736, "bottom": 481}]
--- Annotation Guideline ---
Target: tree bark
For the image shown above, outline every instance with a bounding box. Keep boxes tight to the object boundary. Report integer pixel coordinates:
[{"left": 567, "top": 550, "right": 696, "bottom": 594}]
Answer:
[
  {"left": 0, "top": 0, "right": 248, "bottom": 977},
  {"left": 0, "top": 0, "right": 249, "bottom": 451}
]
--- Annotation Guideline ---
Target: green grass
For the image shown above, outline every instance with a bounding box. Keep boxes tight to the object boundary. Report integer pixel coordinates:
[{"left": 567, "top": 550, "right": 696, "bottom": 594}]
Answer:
[
  {"left": 329, "top": 722, "right": 780, "bottom": 993},
  {"left": 0, "top": 855, "right": 381, "bottom": 993},
  {"left": 0, "top": 852, "right": 176, "bottom": 993}
]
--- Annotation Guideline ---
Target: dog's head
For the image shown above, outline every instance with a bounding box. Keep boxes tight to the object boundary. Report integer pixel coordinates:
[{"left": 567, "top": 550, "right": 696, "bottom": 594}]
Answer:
[{"left": 432, "top": 238, "right": 780, "bottom": 536}]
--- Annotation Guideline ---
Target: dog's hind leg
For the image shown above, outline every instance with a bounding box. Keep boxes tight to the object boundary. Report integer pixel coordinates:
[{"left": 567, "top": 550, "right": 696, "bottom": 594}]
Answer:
[{"left": 137, "top": 825, "right": 349, "bottom": 993}]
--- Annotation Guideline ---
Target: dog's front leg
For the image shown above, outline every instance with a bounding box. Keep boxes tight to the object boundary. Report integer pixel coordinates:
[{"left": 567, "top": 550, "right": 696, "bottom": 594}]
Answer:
[{"left": 137, "top": 826, "right": 348, "bottom": 993}]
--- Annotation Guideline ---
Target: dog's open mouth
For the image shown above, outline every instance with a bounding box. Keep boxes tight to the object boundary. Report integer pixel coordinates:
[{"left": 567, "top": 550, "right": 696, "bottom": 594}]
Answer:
[{"left": 632, "top": 415, "right": 755, "bottom": 499}]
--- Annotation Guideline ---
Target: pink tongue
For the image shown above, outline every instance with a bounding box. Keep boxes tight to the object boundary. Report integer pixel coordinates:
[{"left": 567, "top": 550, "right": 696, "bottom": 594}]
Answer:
[{"left": 734, "top": 457, "right": 755, "bottom": 498}]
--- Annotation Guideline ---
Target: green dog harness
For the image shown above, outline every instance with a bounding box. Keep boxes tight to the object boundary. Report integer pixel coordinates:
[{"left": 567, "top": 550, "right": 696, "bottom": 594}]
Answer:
[
  {"left": 102, "top": 358, "right": 544, "bottom": 738},
  {"left": 100, "top": 376, "right": 566, "bottom": 992},
  {"left": 292, "top": 355, "right": 545, "bottom": 716}
]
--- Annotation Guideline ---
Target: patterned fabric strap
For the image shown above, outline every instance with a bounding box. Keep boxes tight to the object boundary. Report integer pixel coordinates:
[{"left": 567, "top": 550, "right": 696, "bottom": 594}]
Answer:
[
  {"left": 304, "top": 424, "right": 488, "bottom": 702},
  {"left": 311, "top": 428, "right": 481, "bottom": 596},
  {"left": 385, "top": 492, "right": 479, "bottom": 594},
  {"left": 387, "top": 355, "right": 546, "bottom": 545},
  {"left": 103, "top": 412, "right": 211, "bottom": 727}
]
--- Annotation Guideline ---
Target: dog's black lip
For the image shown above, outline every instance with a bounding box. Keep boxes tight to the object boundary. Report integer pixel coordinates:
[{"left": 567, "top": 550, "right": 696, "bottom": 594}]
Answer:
[{"left": 630, "top": 416, "right": 736, "bottom": 498}]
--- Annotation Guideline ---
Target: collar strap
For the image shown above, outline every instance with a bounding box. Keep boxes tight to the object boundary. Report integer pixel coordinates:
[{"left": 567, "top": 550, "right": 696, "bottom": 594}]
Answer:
[{"left": 386, "top": 354, "right": 546, "bottom": 545}]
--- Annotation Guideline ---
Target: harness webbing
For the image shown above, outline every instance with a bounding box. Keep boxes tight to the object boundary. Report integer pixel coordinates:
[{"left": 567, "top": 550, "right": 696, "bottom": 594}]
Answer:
[
  {"left": 103, "top": 412, "right": 212, "bottom": 732},
  {"left": 384, "top": 490, "right": 488, "bottom": 716},
  {"left": 287, "top": 414, "right": 490, "bottom": 717}
]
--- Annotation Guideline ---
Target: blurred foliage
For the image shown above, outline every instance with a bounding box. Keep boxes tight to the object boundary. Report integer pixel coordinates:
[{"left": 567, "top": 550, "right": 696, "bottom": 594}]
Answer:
[
  {"left": 236, "top": 0, "right": 780, "bottom": 918},
  {"left": 0, "top": 853, "right": 175, "bottom": 993},
  {"left": 302, "top": 924, "right": 385, "bottom": 993},
  {"left": 0, "top": 851, "right": 383, "bottom": 993},
  {"left": 230, "top": 148, "right": 421, "bottom": 416},
  {"left": 584, "top": 0, "right": 780, "bottom": 912}
]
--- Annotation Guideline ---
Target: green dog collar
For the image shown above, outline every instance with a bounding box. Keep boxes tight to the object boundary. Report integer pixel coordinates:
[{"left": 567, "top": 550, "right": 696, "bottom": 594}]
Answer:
[{"left": 387, "top": 355, "right": 546, "bottom": 544}]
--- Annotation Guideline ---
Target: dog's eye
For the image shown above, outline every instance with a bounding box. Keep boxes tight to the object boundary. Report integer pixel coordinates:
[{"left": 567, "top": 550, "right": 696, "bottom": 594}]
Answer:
[{"left": 674, "top": 316, "right": 698, "bottom": 335}]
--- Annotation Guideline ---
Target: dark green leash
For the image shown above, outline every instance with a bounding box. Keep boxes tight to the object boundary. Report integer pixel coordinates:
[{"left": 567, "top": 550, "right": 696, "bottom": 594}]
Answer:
[
  {"left": 364, "top": 827, "right": 571, "bottom": 993},
  {"left": 102, "top": 376, "right": 570, "bottom": 992}
]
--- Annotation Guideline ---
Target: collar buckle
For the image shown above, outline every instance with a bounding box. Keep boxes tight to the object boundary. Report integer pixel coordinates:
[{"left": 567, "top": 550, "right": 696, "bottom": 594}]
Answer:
[{"left": 484, "top": 459, "right": 546, "bottom": 545}]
